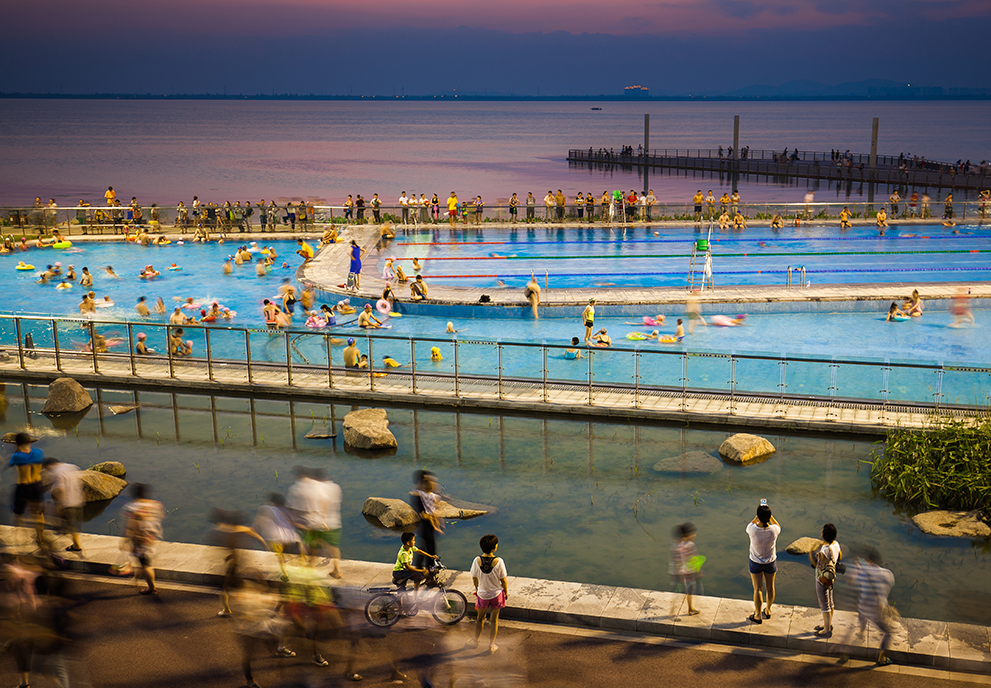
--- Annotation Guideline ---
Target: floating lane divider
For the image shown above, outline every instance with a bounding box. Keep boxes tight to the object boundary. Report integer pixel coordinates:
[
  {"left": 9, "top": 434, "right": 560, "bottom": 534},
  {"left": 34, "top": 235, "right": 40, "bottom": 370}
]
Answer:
[
  {"left": 395, "top": 233, "right": 982, "bottom": 246},
  {"left": 398, "top": 249, "right": 991, "bottom": 261},
  {"left": 422, "top": 266, "right": 991, "bottom": 279}
]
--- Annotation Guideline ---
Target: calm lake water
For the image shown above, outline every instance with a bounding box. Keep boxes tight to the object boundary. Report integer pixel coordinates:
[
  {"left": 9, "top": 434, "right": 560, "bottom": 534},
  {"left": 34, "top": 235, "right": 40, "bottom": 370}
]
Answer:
[
  {"left": 4, "top": 383, "right": 989, "bottom": 625},
  {"left": 2, "top": 99, "right": 989, "bottom": 207}
]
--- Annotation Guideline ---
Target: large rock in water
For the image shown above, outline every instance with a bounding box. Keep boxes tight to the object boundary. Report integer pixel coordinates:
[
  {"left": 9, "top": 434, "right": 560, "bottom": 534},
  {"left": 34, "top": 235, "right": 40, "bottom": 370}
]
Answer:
[
  {"left": 362, "top": 498, "right": 419, "bottom": 528},
  {"left": 362, "top": 497, "right": 488, "bottom": 528},
  {"left": 42, "top": 378, "right": 93, "bottom": 415},
  {"left": 343, "top": 409, "right": 397, "bottom": 450},
  {"left": 88, "top": 461, "right": 126, "bottom": 478},
  {"left": 718, "top": 433, "right": 776, "bottom": 464},
  {"left": 78, "top": 470, "right": 128, "bottom": 502},
  {"left": 786, "top": 537, "right": 824, "bottom": 555},
  {"left": 653, "top": 451, "right": 724, "bottom": 474},
  {"left": 911, "top": 510, "right": 991, "bottom": 538}
]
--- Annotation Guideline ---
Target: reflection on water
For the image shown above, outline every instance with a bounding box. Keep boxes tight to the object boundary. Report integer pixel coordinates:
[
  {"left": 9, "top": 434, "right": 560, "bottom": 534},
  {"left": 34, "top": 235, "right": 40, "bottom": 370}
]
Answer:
[{"left": 3, "top": 381, "right": 989, "bottom": 624}]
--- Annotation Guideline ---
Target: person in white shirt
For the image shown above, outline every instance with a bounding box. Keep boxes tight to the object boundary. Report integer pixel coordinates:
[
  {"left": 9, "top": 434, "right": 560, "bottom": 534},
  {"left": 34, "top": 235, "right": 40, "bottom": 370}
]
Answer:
[
  {"left": 287, "top": 467, "right": 343, "bottom": 578},
  {"left": 810, "top": 522, "right": 841, "bottom": 637},
  {"left": 43, "top": 457, "right": 84, "bottom": 552},
  {"left": 467, "top": 534, "right": 509, "bottom": 654},
  {"left": 399, "top": 192, "right": 409, "bottom": 225},
  {"left": 746, "top": 503, "right": 780, "bottom": 624},
  {"left": 853, "top": 548, "right": 896, "bottom": 666}
]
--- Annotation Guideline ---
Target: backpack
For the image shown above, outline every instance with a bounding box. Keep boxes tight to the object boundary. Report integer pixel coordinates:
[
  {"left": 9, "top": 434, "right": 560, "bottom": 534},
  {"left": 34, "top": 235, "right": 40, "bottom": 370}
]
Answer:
[
  {"left": 478, "top": 556, "right": 499, "bottom": 574},
  {"left": 817, "top": 551, "right": 837, "bottom": 588}
]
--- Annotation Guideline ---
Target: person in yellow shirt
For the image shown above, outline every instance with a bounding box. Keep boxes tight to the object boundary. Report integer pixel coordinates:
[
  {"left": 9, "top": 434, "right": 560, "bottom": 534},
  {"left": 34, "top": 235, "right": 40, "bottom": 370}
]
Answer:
[
  {"left": 447, "top": 192, "right": 458, "bottom": 227},
  {"left": 692, "top": 191, "right": 704, "bottom": 222},
  {"left": 104, "top": 186, "right": 116, "bottom": 205},
  {"left": 295, "top": 239, "right": 314, "bottom": 261},
  {"left": 839, "top": 206, "right": 852, "bottom": 229}
]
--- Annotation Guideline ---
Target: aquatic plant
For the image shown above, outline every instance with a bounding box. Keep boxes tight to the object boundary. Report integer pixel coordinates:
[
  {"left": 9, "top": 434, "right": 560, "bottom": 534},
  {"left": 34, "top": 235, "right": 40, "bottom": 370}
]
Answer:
[{"left": 870, "top": 415, "right": 991, "bottom": 511}]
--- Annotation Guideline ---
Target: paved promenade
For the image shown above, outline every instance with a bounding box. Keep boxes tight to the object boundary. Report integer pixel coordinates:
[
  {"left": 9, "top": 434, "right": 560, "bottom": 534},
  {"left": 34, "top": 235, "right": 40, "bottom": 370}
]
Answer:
[{"left": 1, "top": 526, "right": 989, "bottom": 683}]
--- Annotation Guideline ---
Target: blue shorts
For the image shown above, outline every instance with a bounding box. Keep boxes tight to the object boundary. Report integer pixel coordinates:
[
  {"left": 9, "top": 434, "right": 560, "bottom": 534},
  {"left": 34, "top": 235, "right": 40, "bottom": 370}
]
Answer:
[{"left": 749, "top": 560, "right": 777, "bottom": 575}]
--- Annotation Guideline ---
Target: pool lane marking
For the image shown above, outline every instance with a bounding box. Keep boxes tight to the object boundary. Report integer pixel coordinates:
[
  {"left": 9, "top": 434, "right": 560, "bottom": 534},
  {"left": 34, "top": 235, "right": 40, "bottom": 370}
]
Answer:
[
  {"left": 395, "top": 233, "right": 984, "bottom": 246},
  {"left": 422, "top": 266, "right": 991, "bottom": 279},
  {"left": 398, "top": 249, "right": 991, "bottom": 261}
]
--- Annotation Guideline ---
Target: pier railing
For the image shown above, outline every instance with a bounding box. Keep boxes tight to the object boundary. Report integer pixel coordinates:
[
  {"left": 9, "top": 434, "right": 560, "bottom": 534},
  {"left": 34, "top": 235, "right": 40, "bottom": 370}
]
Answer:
[
  {"left": 2, "top": 314, "right": 988, "bottom": 415},
  {"left": 2, "top": 198, "right": 988, "bottom": 235}
]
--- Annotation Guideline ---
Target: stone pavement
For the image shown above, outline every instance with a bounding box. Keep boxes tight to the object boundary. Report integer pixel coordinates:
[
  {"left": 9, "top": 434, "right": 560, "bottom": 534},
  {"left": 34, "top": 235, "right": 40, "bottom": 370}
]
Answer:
[{"left": 3, "top": 526, "right": 988, "bottom": 675}]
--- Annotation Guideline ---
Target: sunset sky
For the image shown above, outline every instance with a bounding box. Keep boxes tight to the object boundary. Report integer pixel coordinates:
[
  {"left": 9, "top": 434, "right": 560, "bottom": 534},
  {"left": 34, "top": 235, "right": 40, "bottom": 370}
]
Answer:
[{"left": 3, "top": 0, "right": 990, "bottom": 94}]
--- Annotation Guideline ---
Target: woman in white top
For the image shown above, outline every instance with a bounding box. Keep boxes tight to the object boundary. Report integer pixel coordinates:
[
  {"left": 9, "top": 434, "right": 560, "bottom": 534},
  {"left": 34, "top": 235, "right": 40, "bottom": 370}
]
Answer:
[
  {"left": 809, "top": 522, "right": 841, "bottom": 637},
  {"left": 746, "top": 504, "right": 780, "bottom": 624}
]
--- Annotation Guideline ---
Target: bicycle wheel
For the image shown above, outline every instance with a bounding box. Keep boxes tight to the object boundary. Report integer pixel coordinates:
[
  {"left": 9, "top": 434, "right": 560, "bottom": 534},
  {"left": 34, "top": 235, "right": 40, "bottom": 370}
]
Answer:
[
  {"left": 431, "top": 589, "right": 468, "bottom": 625},
  {"left": 364, "top": 593, "right": 402, "bottom": 628}
]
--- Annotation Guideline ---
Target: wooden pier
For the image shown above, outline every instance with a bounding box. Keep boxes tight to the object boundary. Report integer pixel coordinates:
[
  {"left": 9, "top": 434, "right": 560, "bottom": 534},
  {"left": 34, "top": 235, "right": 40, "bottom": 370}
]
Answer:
[{"left": 567, "top": 148, "right": 990, "bottom": 192}]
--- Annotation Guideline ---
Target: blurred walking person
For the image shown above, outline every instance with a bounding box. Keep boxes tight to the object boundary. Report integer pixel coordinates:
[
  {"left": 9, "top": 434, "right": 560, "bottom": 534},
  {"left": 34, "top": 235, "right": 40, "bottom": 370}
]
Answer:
[
  {"left": 121, "top": 483, "right": 165, "bottom": 595},
  {"left": 253, "top": 492, "right": 302, "bottom": 578},
  {"left": 210, "top": 508, "right": 267, "bottom": 617},
  {"left": 287, "top": 467, "right": 343, "bottom": 578},
  {"left": 409, "top": 470, "right": 444, "bottom": 568},
  {"left": 671, "top": 523, "right": 702, "bottom": 616},
  {"left": 853, "top": 547, "right": 897, "bottom": 666},
  {"left": 42, "top": 457, "right": 84, "bottom": 553}
]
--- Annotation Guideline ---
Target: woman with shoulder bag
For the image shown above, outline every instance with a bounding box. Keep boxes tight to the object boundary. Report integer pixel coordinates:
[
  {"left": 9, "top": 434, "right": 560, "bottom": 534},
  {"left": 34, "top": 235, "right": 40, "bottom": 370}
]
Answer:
[{"left": 809, "top": 522, "right": 841, "bottom": 637}]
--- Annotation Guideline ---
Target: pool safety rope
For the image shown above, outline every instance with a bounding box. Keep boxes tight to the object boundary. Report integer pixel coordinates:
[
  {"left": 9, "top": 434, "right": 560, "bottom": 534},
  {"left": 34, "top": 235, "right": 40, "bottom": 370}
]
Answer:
[
  {"left": 398, "top": 248, "right": 991, "bottom": 261},
  {"left": 420, "top": 266, "right": 991, "bottom": 279},
  {"left": 396, "top": 233, "right": 982, "bottom": 247}
]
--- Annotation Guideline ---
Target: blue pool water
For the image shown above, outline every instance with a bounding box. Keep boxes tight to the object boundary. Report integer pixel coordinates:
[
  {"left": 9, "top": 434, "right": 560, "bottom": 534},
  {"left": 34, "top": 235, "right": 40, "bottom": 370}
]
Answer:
[{"left": 383, "top": 224, "right": 991, "bottom": 288}]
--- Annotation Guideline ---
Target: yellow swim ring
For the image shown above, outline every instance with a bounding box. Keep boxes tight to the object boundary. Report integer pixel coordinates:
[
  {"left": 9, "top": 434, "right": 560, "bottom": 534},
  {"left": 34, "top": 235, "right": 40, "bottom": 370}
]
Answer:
[
  {"left": 51, "top": 241, "right": 73, "bottom": 249},
  {"left": 16, "top": 262, "right": 34, "bottom": 270}
]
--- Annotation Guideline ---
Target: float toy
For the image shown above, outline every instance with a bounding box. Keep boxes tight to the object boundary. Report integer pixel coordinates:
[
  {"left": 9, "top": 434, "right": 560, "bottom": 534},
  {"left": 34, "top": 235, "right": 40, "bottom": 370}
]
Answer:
[
  {"left": 16, "top": 262, "right": 34, "bottom": 271},
  {"left": 51, "top": 241, "right": 73, "bottom": 249},
  {"left": 376, "top": 299, "right": 391, "bottom": 315},
  {"left": 168, "top": 263, "right": 182, "bottom": 271}
]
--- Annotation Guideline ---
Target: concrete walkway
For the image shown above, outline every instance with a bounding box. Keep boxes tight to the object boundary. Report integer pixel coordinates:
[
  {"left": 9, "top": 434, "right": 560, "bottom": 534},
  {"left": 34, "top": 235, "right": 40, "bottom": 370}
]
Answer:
[{"left": 3, "top": 526, "right": 987, "bottom": 675}]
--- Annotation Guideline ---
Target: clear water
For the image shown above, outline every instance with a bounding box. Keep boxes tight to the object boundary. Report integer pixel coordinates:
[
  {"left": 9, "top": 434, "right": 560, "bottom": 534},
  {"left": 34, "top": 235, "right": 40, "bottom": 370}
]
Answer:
[
  {"left": 386, "top": 223, "right": 991, "bottom": 288},
  {"left": 2, "top": 238, "right": 989, "bottom": 405},
  {"left": 5, "top": 383, "right": 989, "bottom": 625}
]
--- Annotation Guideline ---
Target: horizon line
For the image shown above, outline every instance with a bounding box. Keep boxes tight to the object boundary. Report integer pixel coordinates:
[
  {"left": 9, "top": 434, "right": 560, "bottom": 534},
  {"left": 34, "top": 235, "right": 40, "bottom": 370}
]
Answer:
[{"left": 3, "top": 93, "right": 991, "bottom": 102}]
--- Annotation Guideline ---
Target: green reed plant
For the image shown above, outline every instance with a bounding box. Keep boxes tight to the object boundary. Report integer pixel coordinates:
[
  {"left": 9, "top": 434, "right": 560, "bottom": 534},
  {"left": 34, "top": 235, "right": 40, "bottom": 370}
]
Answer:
[{"left": 870, "top": 415, "right": 991, "bottom": 511}]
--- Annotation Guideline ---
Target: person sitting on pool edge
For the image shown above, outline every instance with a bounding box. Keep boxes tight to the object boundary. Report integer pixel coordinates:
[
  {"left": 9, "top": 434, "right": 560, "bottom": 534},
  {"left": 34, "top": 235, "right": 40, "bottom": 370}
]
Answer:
[
  {"left": 565, "top": 337, "right": 584, "bottom": 360},
  {"left": 358, "top": 304, "right": 383, "bottom": 329},
  {"left": 718, "top": 210, "right": 731, "bottom": 230},
  {"left": 876, "top": 207, "right": 888, "bottom": 233},
  {"left": 592, "top": 328, "right": 612, "bottom": 347},
  {"left": 770, "top": 213, "right": 783, "bottom": 229},
  {"left": 410, "top": 275, "right": 428, "bottom": 301},
  {"left": 343, "top": 338, "right": 361, "bottom": 368},
  {"left": 902, "top": 289, "right": 924, "bottom": 317},
  {"left": 733, "top": 210, "right": 747, "bottom": 230},
  {"left": 839, "top": 206, "right": 852, "bottom": 229}
]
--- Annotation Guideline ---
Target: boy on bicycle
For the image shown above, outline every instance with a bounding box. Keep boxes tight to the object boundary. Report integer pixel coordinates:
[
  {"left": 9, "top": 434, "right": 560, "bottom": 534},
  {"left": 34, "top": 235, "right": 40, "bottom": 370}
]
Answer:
[{"left": 394, "top": 532, "right": 436, "bottom": 596}]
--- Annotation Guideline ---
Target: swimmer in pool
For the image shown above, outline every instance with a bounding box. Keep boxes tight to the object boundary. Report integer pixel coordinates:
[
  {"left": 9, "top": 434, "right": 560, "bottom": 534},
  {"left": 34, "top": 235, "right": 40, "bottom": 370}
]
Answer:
[
  {"left": 675, "top": 318, "right": 685, "bottom": 340},
  {"left": 255, "top": 261, "right": 267, "bottom": 277},
  {"left": 445, "top": 322, "right": 466, "bottom": 334},
  {"left": 412, "top": 257, "right": 423, "bottom": 273},
  {"left": 564, "top": 337, "right": 583, "bottom": 360},
  {"left": 903, "top": 289, "right": 924, "bottom": 317},
  {"left": 950, "top": 289, "right": 975, "bottom": 328},
  {"left": 382, "top": 356, "right": 403, "bottom": 368},
  {"left": 592, "top": 328, "right": 612, "bottom": 347},
  {"left": 430, "top": 347, "right": 443, "bottom": 361},
  {"left": 886, "top": 302, "right": 909, "bottom": 322},
  {"left": 358, "top": 304, "right": 383, "bottom": 329},
  {"left": 136, "top": 297, "right": 151, "bottom": 317},
  {"left": 56, "top": 280, "right": 72, "bottom": 290},
  {"left": 524, "top": 276, "right": 541, "bottom": 319},
  {"left": 155, "top": 297, "right": 167, "bottom": 314},
  {"left": 582, "top": 298, "right": 596, "bottom": 343},
  {"left": 105, "top": 266, "right": 120, "bottom": 278},
  {"left": 223, "top": 259, "right": 233, "bottom": 275}
]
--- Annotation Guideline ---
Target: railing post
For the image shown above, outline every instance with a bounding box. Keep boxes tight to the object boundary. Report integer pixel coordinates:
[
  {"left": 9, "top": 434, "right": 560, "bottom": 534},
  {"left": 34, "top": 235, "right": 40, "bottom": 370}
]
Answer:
[
  {"left": 587, "top": 347, "right": 594, "bottom": 405},
  {"left": 51, "top": 319, "right": 62, "bottom": 372},
  {"left": 409, "top": 337, "right": 416, "bottom": 394},
  {"left": 245, "top": 330, "right": 253, "bottom": 383},
  {"left": 542, "top": 342, "right": 548, "bottom": 403},
  {"left": 633, "top": 348, "right": 641, "bottom": 409},
  {"left": 497, "top": 342, "right": 504, "bottom": 400},
  {"left": 680, "top": 353, "right": 688, "bottom": 411},
  {"left": 284, "top": 331, "right": 293, "bottom": 386},
  {"left": 933, "top": 365, "right": 945, "bottom": 410},
  {"left": 776, "top": 355, "right": 788, "bottom": 415},
  {"left": 454, "top": 339, "right": 460, "bottom": 397},
  {"left": 14, "top": 318, "right": 25, "bottom": 370},
  {"left": 728, "top": 355, "right": 737, "bottom": 415},
  {"left": 126, "top": 322, "right": 136, "bottom": 376},
  {"left": 326, "top": 334, "right": 334, "bottom": 389},
  {"left": 827, "top": 359, "right": 839, "bottom": 419},
  {"left": 367, "top": 336, "right": 374, "bottom": 391},
  {"left": 205, "top": 328, "right": 214, "bottom": 381},
  {"left": 90, "top": 323, "right": 99, "bottom": 373}
]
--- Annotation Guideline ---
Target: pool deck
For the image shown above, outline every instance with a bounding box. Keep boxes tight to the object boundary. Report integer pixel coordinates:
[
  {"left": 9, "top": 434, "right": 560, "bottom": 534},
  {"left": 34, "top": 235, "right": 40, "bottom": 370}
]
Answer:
[
  {"left": 5, "top": 525, "right": 987, "bottom": 674},
  {"left": 299, "top": 225, "right": 991, "bottom": 315},
  {"left": 0, "top": 350, "right": 956, "bottom": 434}
]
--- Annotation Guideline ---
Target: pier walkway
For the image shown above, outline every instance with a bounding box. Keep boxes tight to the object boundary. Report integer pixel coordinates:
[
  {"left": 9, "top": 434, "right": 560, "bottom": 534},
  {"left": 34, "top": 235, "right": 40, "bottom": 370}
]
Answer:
[{"left": 568, "top": 148, "right": 991, "bottom": 192}]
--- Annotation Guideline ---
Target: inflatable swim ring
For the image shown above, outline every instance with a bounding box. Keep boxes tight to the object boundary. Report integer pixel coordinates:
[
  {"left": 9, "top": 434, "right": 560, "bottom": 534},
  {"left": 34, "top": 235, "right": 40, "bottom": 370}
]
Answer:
[
  {"left": 168, "top": 264, "right": 182, "bottom": 271},
  {"left": 306, "top": 317, "right": 328, "bottom": 329},
  {"left": 626, "top": 332, "right": 650, "bottom": 340},
  {"left": 890, "top": 315, "right": 910, "bottom": 322},
  {"left": 15, "top": 264, "right": 34, "bottom": 271},
  {"left": 51, "top": 241, "right": 73, "bottom": 249},
  {"left": 125, "top": 235, "right": 136, "bottom": 242},
  {"left": 642, "top": 316, "right": 662, "bottom": 326},
  {"left": 376, "top": 299, "right": 391, "bottom": 315},
  {"left": 156, "top": 239, "right": 171, "bottom": 245},
  {"left": 94, "top": 301, "right": 115, "bottom": 308},
  {"left": 181, "top": 302, "right": 201, "bottom": 310},
  {"left": 338, "top": 306, "right": 356, "bottom": 315},
  {"left": 658, "top": 335, "right": 678, "bottom": 344}
]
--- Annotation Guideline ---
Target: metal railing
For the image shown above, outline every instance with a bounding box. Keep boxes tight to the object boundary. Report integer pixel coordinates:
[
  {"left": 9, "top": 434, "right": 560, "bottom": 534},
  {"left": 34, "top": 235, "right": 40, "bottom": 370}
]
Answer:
[
  {"left": 2, "top": 197, "right": 988, "bottom": 235},
  {"left": 2, "top": 314, "right": 989, "bottom": 414}
]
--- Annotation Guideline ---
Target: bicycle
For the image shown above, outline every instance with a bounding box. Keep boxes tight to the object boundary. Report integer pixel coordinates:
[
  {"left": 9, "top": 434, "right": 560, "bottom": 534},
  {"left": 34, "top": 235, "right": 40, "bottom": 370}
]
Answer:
[{"left": 364, "top": 557, "right": 468, "bottom": 628}]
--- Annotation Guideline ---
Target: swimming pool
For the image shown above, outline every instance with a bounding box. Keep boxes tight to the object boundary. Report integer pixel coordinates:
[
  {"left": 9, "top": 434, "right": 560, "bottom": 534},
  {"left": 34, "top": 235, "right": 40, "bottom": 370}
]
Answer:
[{"left": 383, "top": 224, "right": 991, "bottom": 289}]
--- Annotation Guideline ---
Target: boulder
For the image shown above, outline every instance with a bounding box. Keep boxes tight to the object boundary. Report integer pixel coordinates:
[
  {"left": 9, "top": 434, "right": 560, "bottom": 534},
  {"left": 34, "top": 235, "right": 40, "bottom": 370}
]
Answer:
[
  {"left": 343, "top": 409, "right": 397, "bottom": 450},
  {"left": 653, "top": 451, "right": 723, "bottom": 474},
  {"left": 785, "top": 537, "right": 823, "bottom": 555},
  {"left": 41, "top": 378, "right": 93, "bottom": 415},
  {"left": 911, "top": 510, "right": 991, "bottom": 538},
  {"left": 78, "top": 470, "right": 128, "bottom": 503},
  {"left": 718, "top": 433, "right": 776, "bottom": 464},
  {"left": 88, "top": 461, "right": 126, "bottom": 478},
  {"left": 361, "top": 497, "right": 489, "bottom": 528},
  {"left": 1, "top": 432, "right": 37, "bottom": 444},
  {"left": 362, "top": 497, "right": 419, "bottom": 528}
]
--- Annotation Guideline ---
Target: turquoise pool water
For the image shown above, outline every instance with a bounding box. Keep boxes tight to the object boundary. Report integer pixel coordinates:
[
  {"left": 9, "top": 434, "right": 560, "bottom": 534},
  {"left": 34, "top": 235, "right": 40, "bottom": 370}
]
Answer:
[
  {"left": 385, "top": 224, "right": 991, "bottom": 288},
  {"left": 4, "top": 384, "right": 989, "bottom": 625}
]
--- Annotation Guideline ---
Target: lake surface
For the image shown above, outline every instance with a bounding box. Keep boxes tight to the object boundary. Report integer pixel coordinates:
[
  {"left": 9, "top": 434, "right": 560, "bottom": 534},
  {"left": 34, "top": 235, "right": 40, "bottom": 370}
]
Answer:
[
  {"left": 2, "top": 99, "right": 989, "bottom": 207},
  {"left": 4, "top": 382, "right": 989, "bottom": 625}
]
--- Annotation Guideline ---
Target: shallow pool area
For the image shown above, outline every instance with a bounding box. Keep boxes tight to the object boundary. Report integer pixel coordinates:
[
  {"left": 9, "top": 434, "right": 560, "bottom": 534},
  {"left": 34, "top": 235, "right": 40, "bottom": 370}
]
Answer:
[{"left": 4, "top": 382, "right": 990, "bottom": 625}]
